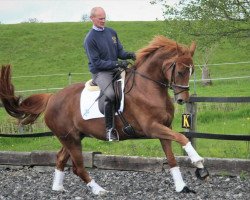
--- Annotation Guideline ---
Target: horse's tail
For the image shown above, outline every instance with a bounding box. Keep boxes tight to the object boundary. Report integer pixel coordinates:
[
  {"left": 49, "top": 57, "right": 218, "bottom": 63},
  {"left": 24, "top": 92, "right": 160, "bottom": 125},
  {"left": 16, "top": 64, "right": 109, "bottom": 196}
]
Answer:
[{"left": 0, "top": 65, "right": 53, "bottom": 125}]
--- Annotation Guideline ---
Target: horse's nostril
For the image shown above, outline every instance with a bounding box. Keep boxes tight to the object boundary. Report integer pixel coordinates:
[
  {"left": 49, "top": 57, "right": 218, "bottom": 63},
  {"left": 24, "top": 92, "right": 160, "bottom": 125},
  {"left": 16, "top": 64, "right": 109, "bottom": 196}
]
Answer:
[{"left": 177, "top": 99, "right": 184, "bottom": 105}]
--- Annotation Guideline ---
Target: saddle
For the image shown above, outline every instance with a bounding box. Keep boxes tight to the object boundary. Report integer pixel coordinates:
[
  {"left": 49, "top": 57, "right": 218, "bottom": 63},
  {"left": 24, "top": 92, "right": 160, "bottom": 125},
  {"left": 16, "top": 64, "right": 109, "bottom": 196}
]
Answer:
[
  {"left": 85, "top": 70, "right": 125, "bottom": 114},
  {"left": 82, "top": 70, "right": 135, "bottom": 136}
]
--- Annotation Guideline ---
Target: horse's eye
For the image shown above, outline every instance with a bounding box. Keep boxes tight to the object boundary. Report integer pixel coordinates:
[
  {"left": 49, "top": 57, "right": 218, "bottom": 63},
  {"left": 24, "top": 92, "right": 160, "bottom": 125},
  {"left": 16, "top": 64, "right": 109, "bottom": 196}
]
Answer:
[{"left": 178, "top": 71, "right": 184, "bottom": 77}]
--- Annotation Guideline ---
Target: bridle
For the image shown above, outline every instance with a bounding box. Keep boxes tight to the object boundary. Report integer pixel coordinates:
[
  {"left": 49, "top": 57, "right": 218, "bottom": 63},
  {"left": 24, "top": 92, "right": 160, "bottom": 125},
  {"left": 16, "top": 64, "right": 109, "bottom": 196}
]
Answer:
[
  {"left": 125, "top": 62, "right": 191, "bottom": 95},
  {"left": 163, "top": 62, "right": 191, "bottom": 95}
]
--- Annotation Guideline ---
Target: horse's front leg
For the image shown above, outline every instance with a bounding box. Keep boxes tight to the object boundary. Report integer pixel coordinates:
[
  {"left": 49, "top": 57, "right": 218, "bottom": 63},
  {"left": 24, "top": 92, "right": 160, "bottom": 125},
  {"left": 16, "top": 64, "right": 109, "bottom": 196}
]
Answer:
[
  {"left": 180, "top": 138, "right": 210, "bottom": 180},
  {"left": 183, "top": 141, "right": 209, "bottom": 180},
  {"left": 147, "top": 123, "right": 209, "bottom": 179},
  {"left": 160, "top": 139, "right": 195, "bottom": 193}
]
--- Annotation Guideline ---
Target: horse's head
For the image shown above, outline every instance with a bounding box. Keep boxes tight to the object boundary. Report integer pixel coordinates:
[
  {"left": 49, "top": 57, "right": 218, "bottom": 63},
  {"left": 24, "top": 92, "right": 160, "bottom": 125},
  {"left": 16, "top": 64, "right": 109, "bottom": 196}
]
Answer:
[
  {"left": 163, "top": 42, "right": 196, "bottom": 105},
  {"left": 135, "top": 36, "right": 196, "bottom": 105}
]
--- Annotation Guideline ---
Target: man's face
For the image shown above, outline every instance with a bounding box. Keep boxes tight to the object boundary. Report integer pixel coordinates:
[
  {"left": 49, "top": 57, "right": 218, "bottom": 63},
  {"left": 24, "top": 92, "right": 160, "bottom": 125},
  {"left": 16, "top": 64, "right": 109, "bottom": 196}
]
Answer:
[{"left": 91, "top": 9, "right": 106, "bottom": 28}]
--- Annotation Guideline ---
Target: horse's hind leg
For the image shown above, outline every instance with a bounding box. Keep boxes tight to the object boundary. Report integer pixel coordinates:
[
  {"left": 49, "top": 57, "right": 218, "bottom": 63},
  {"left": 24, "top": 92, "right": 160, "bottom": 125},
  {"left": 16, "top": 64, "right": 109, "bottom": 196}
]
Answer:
[
  {"left": 58, "top": 134, "right": 107, "bottom": 195},
  {"left": 160, "top": 139, "right": 195, "bottom": 193},
  {"left": 56, "top": 147, "right": 70, "bottom": 170},
  {"left": 52, "top": 147, "right": 70, "bottom": 191}
]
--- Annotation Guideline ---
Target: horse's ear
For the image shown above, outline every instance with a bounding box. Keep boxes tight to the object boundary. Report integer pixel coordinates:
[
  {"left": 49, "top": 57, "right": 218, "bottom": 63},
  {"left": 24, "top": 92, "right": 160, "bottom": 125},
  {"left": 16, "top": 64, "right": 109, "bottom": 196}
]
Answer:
[{"left": 190, "top": 41, "right": 196, "bottom": 57}]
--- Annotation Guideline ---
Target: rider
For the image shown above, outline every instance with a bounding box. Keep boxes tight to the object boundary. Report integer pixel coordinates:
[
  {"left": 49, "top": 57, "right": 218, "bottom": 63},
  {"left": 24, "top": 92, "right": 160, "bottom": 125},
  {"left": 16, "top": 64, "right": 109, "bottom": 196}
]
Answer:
[{"left": 83, "top": 7, "right": 136, "bottom": 141}]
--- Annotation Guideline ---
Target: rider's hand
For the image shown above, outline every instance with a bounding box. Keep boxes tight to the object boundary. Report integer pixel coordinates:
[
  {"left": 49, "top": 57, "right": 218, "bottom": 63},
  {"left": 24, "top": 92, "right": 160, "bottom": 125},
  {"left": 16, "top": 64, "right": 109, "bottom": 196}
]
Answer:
[
  {"left": 127, "top": 52, "right": 136, "bottom": 61},
  {"left": 116, "top": 60, "right": 130, "bottom": 69}
]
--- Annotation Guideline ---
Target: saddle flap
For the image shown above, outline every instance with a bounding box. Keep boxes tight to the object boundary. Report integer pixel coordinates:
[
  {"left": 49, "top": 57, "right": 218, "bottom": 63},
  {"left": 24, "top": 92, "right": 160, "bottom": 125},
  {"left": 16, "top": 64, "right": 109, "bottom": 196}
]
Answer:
[{"left": 81, "top": 71, "right": 126, "bottom": 120}]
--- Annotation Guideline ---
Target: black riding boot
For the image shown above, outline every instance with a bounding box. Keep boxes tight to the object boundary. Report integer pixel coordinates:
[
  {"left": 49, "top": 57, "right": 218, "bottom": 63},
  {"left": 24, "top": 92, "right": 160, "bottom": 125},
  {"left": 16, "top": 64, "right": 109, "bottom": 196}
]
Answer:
[{"left": 104, "top": 100, "right": 119, "bottom": 141}]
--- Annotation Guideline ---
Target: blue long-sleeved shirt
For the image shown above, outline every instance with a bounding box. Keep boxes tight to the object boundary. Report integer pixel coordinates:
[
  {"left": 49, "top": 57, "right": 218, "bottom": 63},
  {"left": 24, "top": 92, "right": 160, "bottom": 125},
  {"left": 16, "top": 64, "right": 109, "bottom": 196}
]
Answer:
[{"left": 84, "top": 27, "right": 129, "bottom": 74}]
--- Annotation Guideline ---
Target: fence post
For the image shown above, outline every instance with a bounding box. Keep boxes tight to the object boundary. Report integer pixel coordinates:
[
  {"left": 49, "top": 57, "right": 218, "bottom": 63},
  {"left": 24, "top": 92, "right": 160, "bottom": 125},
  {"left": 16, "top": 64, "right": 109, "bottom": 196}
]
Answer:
[
  {"left": 18, "top": 124, "right": 24, "bottom": 133},
  {"left": 185, "top": 93, "right": 197, "bottom": 148},
  {"left": 68, "top": 72, "right": 72, "bottom": 85}
]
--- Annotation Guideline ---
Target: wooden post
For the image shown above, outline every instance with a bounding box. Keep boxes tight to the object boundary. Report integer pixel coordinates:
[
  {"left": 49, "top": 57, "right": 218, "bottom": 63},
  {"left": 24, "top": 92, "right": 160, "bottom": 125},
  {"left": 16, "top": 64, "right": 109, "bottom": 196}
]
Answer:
[
  {"left": 185, "top": 94, "right": 197, "bottom": 148},
  {"left": 68, "top": 72, "right": 72, "bottom": 85}
]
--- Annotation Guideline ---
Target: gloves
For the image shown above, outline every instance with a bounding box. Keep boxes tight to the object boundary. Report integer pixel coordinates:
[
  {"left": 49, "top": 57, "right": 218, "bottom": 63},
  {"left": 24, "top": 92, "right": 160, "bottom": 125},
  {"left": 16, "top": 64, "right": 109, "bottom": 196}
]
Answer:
[
  {"left": 127, "top": 52, "right": 136, "bottom": 61},
  {"left": 116, "top": 60, "right": 130, "bottom": 69}
]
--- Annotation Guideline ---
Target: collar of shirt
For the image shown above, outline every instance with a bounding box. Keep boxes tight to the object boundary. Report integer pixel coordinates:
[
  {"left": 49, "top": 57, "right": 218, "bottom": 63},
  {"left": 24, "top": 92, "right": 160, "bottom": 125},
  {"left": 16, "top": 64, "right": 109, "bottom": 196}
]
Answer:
[{"left": 92, "top": 25, "right": 105, "bottom": 32}]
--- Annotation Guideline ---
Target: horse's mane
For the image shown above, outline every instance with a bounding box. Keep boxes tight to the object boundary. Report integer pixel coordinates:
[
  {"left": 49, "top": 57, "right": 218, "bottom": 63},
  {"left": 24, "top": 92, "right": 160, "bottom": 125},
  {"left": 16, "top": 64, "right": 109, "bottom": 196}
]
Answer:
[{"left": 135, "top": 35, "right": 189, "bottom": 67}]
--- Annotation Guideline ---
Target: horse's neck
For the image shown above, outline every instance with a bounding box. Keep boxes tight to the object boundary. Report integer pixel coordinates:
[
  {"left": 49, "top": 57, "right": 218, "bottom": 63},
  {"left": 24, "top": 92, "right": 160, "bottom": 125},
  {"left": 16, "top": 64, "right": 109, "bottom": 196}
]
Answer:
[
  {"left": 136, "top": 64, "right": 165, "bottom": 92},
  {"left": 126, "top": 66, "right": 170, "bottom": 108}
]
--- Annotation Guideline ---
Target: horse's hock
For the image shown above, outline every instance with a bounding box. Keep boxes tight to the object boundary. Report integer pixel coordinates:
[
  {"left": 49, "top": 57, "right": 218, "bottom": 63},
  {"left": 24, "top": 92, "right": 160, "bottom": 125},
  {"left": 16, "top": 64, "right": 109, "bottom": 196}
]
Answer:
[{"left": 0, "top": 151, "right": 249, "bottom": 175}]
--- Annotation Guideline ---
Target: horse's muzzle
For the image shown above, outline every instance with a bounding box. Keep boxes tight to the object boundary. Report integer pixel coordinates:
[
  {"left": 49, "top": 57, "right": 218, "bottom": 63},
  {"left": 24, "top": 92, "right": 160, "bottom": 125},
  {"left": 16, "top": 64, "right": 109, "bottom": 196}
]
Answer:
[
  {"left": 175, "top": 93, "right": 189, "bottom": 105},
  {"left": 173, "top": 87, "right": 189, "bottom": 105}
]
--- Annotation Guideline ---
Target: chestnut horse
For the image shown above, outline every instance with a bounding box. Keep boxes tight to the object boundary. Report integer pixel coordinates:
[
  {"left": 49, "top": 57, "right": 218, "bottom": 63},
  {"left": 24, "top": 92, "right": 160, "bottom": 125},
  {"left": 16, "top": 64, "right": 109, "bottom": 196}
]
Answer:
[{"left": 0, "top": 36, "right": 208, "bottom": 195}]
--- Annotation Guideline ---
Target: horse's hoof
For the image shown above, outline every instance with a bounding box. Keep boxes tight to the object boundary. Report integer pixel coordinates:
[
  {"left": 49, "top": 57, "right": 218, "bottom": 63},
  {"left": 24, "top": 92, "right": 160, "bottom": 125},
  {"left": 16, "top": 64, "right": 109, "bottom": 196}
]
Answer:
[
  {"left": 180, "top": 186, "right": 196, "bottom": 194},
  {"left": 195, "top": 167, "right": 209, "bottom": 180}
]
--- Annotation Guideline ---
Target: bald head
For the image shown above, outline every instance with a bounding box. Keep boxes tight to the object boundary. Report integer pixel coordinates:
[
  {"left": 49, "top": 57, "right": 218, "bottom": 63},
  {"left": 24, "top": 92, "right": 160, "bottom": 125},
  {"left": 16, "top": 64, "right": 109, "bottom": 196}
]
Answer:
[
  {"left": 90, "top": 7, "right": 106, "bottom": 29},
  {"left": 90, "top": 7, "right": 105, "bottom": 17},
  {"left": 90, "top": 7, "right": 106, "bottom": 17}
]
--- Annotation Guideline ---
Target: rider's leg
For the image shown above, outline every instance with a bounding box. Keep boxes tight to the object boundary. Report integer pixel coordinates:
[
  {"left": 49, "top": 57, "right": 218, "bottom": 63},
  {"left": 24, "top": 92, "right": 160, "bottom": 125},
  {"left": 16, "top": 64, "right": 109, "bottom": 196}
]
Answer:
[
  {"left": 92, "top": 70, "right": 118, "bottom": 141},
  {"left": 104, "top": 98, "right": 118, "bottom": 141}
]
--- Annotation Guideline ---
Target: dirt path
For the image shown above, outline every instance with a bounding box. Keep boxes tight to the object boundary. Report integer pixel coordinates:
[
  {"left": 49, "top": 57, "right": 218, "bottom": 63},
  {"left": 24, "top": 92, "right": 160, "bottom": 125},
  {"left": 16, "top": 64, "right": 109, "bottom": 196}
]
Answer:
[{"left": 0, "top": 166, "right": 249, "bottom": 200}]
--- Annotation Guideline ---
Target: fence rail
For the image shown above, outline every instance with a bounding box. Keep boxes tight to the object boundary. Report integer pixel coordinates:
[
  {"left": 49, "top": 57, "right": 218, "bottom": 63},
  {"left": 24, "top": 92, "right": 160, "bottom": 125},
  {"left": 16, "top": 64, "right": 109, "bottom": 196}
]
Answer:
[
  {"left": 182, "top": 131, "right": 250, "bottom": 141},
  {"left": 11, "top": 60, "right": 250, "bottom": 79},
  {"left": 12, "top": 74, "right": 250, "bottom": 94},
  {"left": 184, "top": 96, "right": 250, "bottom": 145},
  {"left": 188, "top": 96, "right": 250, "bottom": 103},
  {"left": 0, "top": 96, "right": 249, "bottom": 142}
]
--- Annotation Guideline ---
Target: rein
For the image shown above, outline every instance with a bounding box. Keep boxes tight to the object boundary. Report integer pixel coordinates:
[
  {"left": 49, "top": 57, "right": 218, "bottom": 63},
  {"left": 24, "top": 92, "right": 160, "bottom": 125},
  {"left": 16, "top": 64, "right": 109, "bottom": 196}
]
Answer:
[
  {"left": 134, "top": 69, "right": 169, "bottom": 88},
  {"left": 125, "top": 62, "right": 190, "bottom": 95},
  {"left": 132, "top": 68, "right": 169, "bottom": 88},
  {"left": 124, "top": 65, "right": 169, "bottom": 94}
]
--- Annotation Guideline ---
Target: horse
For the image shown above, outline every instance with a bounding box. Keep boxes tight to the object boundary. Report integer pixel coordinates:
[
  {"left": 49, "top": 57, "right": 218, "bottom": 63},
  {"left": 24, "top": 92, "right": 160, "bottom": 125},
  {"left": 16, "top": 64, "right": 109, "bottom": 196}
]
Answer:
[{"left": 0, "top": 35, "right": 209, "bottom": 195}]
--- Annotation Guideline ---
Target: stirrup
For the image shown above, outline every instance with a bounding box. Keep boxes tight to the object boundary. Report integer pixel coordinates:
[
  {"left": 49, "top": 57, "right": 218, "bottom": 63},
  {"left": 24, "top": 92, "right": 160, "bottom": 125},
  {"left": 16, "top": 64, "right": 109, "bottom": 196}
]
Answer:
[{"left": 106, "top": 129, "right": 119, "bottom": 142}]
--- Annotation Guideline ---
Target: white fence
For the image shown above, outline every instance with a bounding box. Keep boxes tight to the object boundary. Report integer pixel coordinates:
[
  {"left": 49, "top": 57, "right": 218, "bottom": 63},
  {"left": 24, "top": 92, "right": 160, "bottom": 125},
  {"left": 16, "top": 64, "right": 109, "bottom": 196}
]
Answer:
[{"left": 14, "top": 61, "right": 250, "bottom": 94}]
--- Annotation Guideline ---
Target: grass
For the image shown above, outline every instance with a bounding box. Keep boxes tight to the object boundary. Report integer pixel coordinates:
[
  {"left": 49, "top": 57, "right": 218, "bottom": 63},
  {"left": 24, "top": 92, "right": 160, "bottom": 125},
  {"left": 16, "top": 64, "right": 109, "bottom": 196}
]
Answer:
[
  {"left": 0, "top": 21, "right": 249, "bottom": 159},
  {"left": 0, "top": 102, "right": 249, "bottom": 159}
]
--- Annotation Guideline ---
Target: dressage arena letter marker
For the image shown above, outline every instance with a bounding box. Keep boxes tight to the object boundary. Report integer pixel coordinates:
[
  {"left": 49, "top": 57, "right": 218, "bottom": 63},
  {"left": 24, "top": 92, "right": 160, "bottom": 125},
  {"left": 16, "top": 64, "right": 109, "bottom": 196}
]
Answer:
[{"left": 182, "top": 114, "right": 192, "bottom": 129}]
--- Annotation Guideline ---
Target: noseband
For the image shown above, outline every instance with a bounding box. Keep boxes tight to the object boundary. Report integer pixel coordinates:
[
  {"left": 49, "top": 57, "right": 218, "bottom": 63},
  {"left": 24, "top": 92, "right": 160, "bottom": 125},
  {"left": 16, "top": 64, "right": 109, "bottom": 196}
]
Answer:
[{"left": 164, "top": 62, "right": 190, "bottom": 95}]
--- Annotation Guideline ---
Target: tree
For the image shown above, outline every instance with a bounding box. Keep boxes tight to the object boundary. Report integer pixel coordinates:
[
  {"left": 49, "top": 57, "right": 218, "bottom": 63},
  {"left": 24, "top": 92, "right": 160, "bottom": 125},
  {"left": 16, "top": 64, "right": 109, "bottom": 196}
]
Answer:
[
  {"left": 22, "top": 18, "right": 40, "bottom": 23},
  {"left": 151, "top": 0, "right": 250, "bottom": 86},
  {"left": 200, "top": 45, "right": 217, "bottom": 86},
  {"left": 82, "top": 14, "right": 90, "bottom": 22},
  {"left": 151, "top": 0, "right": 250, "bottom": 48}
]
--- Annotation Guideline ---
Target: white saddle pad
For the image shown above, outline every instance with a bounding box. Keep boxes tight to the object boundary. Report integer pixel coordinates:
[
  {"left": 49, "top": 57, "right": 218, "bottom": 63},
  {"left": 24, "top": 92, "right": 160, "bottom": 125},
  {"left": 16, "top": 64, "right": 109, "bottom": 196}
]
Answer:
[{"left": 80, "top": 72, "right": 125, "bottom": 120}]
